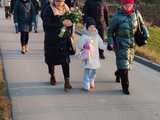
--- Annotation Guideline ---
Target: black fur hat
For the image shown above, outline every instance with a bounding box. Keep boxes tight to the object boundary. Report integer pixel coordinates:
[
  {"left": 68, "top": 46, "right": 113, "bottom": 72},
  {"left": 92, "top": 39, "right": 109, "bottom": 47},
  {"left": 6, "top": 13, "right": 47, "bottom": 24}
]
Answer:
[{"left": 86, "top": 17, "right": 96, "bottom": 29}]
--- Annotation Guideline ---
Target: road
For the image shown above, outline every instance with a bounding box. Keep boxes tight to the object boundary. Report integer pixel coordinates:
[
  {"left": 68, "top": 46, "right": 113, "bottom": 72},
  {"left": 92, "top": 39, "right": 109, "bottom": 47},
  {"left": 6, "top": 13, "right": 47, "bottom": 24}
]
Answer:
[{"left": 0, "top": 8, "right": 160, "bottom": 120}]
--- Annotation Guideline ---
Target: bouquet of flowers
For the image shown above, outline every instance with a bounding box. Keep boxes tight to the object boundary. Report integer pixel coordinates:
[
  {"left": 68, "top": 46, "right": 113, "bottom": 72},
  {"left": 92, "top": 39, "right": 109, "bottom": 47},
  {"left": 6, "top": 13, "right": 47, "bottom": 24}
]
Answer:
[{"left": 58, "top": 7, "right": 83, "bottom": 38}]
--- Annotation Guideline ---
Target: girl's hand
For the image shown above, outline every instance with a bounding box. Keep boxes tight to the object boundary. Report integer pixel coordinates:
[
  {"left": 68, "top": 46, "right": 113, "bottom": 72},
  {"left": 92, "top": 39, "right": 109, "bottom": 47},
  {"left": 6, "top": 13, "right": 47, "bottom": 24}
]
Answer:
[
  {"left": 83, "top": 42, "right": 90, "bottom": 49},
  {"left": 63, "top": 19, "right": 73, "bottom": 27}
]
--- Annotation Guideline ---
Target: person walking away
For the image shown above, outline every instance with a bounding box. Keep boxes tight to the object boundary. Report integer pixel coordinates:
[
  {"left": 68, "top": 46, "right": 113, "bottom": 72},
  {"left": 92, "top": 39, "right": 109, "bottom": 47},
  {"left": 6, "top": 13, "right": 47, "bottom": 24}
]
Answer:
[
  {"left": 78, "top": 17, "right": 106, "bottom": 91},
  {"left": 41, "top": 0, "right": 74, "bottom": 92},
  {"left": 1, "top": 0, "right": 11, "bottom": 19},
  {"left": 10, "top": 0, "right": 15, "bottom": 13},
  {"left": 31, "top": 0, "right": 40, "bottom": 33},
  {"left": 107, "top": 0, "right": 149, "bottom": 95},
  {"left": 10, "top": 0, "right": 19, "bottom": 33},
  {"left": 83, "top": 0, "right": 108, "bottom": 59},
  {"left": 14, "top": 0, "right": 36, "bottom": 54}
]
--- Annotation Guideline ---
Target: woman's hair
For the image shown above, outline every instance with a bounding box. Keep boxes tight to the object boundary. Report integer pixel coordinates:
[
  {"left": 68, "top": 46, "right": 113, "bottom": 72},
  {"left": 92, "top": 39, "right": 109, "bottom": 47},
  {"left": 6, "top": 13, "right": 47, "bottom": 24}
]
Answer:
[{"left": 52, "top": 0, "right": 69, "bottom": 12}]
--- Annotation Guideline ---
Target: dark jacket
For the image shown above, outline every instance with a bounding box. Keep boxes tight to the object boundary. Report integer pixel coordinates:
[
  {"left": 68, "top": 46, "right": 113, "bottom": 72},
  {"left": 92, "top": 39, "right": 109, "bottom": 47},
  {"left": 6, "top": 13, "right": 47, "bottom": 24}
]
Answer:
[
  {"left": 83, "top": 0, "right": 108, "bottom": 40},
  {"left": 41, "top": 5, "right": 72, "bottom": 65},
  {"left": 14, "top": 0, "right": 36, "bottom": 32},
  {"left": 31, "top": 0, "right": 40, "bottom": 14}
]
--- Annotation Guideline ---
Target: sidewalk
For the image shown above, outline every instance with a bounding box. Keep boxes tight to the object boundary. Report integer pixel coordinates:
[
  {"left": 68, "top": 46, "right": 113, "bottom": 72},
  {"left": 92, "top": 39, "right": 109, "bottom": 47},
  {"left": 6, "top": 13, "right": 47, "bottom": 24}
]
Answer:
[{"left": 0, "top": 9, "right": 160, "bottom": 120}]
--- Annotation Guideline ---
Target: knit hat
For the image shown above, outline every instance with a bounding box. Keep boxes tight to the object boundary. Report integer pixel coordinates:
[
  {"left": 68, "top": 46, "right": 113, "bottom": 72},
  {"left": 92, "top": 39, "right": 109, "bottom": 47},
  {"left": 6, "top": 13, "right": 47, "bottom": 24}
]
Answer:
[
  {"left": 121, "top": 0, "right": 134, "bottom": 4},
  {"left": 86, "top": 17, "right": 96, "bottom": 29}
]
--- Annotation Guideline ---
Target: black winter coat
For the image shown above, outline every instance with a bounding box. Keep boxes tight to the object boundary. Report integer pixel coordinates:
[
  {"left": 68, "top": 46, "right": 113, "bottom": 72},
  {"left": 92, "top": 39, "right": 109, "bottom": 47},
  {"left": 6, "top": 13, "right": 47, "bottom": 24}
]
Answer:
[
  {"left": 31, "top": 0, "right": 40, "bottom": 14},
  {"left": 41, "top": 5, "right": 72, "bottom": 65}
]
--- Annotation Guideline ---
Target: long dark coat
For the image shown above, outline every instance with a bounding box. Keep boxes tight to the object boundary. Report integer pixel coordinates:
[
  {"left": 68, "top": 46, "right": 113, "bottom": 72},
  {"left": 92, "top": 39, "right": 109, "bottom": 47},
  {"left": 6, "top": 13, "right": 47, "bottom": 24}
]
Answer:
[
  {"left": 41, "top": 5, "right": 72, "bottom": 65},
  {"left": 14, "top": 0, "right": 36, "bottom": 32},
  {"left": 83, "top": 0, "right": 108, "bottom": 40},
  {"left": 108, "top": 9, "right": 149, "bottom": 69}
]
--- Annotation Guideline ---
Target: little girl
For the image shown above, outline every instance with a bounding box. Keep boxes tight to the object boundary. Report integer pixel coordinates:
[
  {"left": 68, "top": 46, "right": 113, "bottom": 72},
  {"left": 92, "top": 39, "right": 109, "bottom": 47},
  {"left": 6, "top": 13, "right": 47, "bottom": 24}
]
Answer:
[{"left": 78, "top": 18, "right": 106, "bottom": 91}]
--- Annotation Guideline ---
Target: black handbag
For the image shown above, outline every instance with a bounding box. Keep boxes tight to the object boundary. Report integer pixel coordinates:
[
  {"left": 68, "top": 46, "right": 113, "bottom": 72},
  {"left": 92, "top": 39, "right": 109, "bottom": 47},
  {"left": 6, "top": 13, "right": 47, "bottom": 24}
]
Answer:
[
  {"left": 134, "top": 12, "right": 148, "bottom": 47},
  {"left": 62, "top": 26, "right": 76, "bottom": 55}
]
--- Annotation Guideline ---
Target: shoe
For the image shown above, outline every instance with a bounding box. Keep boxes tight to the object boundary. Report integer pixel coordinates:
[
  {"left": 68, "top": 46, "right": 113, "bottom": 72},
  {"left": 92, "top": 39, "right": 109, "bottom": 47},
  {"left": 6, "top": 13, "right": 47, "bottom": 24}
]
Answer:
[
  {"left": 99, "top": 54, "right": 105, "bottom": 59},
  {"left": 21, "top": 46, "right": 26, "bottom": 54},
  {"left": 50, "top": 75, "right": 56, "bottom": 86},
  {"left": 64, "top": 78, "right": 72, "bottom": 92},
  {"left": 122, "top": 88, "right": 130, "bottom": 95}
]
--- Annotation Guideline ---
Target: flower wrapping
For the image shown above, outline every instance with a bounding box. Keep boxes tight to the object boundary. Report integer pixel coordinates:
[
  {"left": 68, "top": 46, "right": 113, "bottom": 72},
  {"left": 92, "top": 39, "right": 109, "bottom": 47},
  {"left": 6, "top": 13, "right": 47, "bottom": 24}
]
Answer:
[{"left": 59, "top": 7, "right": 83, "bottom": 38}]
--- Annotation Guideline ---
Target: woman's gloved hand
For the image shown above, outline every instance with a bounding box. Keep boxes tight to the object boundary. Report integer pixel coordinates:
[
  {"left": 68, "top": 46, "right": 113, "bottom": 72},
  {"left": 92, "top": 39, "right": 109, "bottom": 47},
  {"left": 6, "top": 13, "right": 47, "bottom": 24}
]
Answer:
[{"left": 107, "top": 44, "right": 114, "bottom": 51}]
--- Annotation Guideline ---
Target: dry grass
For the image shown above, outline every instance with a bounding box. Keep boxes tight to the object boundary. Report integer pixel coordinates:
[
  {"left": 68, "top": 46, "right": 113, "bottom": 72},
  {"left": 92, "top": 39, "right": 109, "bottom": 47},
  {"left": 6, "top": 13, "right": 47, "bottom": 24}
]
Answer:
[
  {"left": 0, "top": 97, "right": 12, "bottom": 120},
  {"left": 136, "top": 26, "right": 160, "bottom": 64},
  {"left": 0, "top": 63, "right": 12, "bottom": 120},
  {"left": 136, "top": 47, "right": 160, "bottom": 64}
]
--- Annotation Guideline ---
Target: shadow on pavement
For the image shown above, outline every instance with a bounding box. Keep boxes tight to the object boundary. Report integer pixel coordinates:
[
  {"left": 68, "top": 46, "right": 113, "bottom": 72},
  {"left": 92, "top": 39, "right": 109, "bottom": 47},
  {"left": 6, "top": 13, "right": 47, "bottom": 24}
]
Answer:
[{"left": 8, "top": 81, "right": 122, "bottom": 97}]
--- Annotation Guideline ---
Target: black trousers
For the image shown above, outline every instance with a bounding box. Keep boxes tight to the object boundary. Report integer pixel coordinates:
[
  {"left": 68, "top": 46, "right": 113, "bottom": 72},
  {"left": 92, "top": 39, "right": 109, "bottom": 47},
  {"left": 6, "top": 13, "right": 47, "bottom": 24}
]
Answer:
[
  {"left": 48, "top": 62, "right": 70, "bottom": 79},
  {"left": 20, "top": 32, "right": 29, "bottom": 46}
]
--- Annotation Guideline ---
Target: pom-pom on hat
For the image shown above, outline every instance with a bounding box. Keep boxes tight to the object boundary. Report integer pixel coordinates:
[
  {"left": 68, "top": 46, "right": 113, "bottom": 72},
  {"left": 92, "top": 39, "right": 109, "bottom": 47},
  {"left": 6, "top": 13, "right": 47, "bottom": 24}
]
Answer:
[{"left": 121, "top": 0, "right": 134, "bottom": 4}]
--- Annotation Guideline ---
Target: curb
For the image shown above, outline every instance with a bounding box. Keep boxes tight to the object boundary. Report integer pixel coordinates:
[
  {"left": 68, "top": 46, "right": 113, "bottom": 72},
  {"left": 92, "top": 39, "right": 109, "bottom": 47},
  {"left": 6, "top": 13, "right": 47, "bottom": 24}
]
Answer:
[
  {"left": 0, "top": 48, "right": 14, "bottom": 120},
  {"left": 135, "top": 55, "right": 160, "bottom": 72}
]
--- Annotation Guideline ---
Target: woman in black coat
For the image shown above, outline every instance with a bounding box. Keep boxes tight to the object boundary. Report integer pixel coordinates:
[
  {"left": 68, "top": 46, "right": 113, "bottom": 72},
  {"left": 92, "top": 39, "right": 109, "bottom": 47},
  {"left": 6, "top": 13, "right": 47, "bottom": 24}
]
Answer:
[
  {"left": 14, "top": 0, "right": 36, "bottom": 54},
  {"left": 41, "top": 0, "right": 73, "bottom": 92},
  {"left": 83, "top": 0, "right": 109, "bottom": 59}
]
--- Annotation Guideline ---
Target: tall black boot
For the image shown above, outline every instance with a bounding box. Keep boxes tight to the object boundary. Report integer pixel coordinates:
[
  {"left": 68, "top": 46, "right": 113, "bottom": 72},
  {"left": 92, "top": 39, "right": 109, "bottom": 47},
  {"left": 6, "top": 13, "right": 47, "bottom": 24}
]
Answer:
[
  {"left": 115, "top": 70, "right": 120, "bottom": 83},
  {"left": 64, "top": 78, "right": 72, "bottom": 92},
  {"left": 119, "top": 69, "right": 130, "bottom": 95}
]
